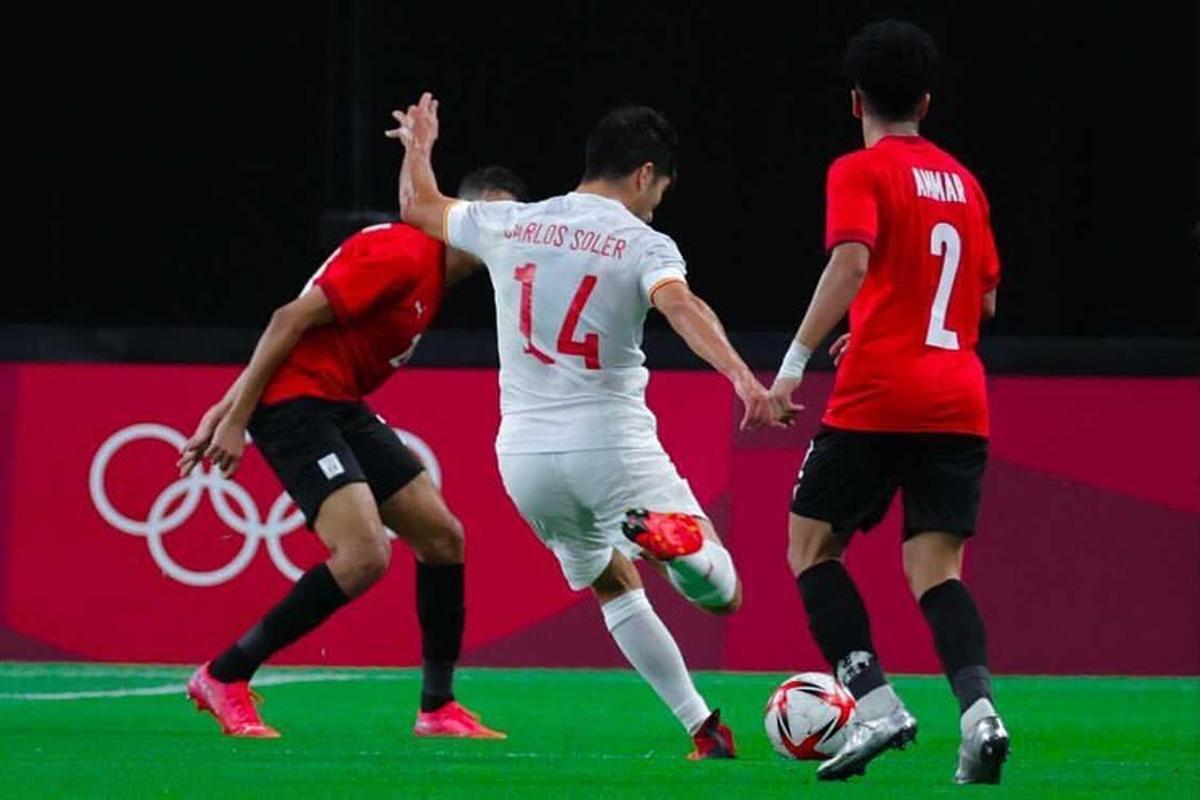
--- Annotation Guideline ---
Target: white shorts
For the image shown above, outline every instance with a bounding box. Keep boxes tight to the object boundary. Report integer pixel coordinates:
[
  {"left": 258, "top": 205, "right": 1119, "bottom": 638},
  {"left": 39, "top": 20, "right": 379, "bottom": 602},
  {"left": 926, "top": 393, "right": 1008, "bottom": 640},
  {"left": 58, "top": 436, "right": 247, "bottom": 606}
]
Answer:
[{"left": 498, "top": 447, "right": 707, "bottom": 591}]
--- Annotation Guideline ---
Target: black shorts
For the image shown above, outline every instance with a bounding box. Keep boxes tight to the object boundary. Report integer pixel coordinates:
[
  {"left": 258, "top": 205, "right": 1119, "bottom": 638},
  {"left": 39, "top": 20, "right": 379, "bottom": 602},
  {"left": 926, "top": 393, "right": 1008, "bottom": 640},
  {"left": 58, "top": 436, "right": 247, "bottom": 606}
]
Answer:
[
  {"left": 790, "top": 426, "right": 988, "bottom": 540},
  {"left": 248, "top": 397, "right": 425, "bottom": 528}
]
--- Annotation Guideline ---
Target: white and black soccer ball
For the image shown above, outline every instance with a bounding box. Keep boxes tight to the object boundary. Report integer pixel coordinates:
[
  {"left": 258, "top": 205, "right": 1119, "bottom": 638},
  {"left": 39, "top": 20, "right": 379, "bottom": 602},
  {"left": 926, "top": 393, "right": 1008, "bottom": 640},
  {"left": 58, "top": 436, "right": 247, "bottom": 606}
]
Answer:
[{"left": 764, "top": 672, "right": 857, "bottom": 760}]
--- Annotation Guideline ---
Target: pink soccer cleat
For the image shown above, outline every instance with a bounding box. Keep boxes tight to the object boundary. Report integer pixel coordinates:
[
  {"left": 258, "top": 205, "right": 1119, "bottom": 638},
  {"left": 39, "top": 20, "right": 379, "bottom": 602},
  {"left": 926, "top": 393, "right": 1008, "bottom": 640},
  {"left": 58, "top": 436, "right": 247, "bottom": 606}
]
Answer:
[
  {"left": 186, "top": 662, "right": 280, "bottom": 738},
  {"left": 622, "top": 508, "right": 705, "bottom": 561},
  {"left": 413, "top": 701, "right": 507, "bottom": 739}
]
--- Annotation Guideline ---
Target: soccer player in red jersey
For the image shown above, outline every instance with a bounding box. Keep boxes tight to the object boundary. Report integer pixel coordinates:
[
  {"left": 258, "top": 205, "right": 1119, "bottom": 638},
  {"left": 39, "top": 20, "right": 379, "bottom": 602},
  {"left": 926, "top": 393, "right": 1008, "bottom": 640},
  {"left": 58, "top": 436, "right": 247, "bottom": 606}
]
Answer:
[
  {"left": 177, "top": 166, "right": 526, "bottom": 740},
  {"left": 767, "top": 21, "right": 1009, "bottom": 783}
]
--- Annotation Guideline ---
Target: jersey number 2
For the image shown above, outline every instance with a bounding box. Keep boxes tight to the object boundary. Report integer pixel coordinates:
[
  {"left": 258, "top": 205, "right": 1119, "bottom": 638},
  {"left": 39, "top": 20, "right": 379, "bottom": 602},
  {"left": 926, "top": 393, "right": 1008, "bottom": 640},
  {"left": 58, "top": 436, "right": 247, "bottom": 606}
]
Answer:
[
  {"left": 926, "top": 222, "right": 961, "bottom": 350},
  {"left": 513, "top": 264, "right": 601, "bottom": 369}
]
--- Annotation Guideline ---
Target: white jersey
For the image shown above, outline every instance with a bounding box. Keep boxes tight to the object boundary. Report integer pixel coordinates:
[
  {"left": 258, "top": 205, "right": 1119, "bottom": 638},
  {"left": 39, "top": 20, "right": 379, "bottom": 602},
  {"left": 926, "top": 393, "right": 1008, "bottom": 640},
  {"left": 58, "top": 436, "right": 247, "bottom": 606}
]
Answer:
[{"left": 445, "top": 192, "right": 688, "bottom": 454}]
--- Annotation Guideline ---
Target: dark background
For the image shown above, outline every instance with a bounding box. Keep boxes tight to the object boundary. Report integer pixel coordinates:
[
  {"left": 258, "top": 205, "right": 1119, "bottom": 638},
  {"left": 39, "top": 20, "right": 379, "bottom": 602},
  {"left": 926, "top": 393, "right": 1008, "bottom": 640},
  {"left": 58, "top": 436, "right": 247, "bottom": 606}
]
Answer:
[{"left": 11, "top": 1, "right": 1199, "bottom": 338}]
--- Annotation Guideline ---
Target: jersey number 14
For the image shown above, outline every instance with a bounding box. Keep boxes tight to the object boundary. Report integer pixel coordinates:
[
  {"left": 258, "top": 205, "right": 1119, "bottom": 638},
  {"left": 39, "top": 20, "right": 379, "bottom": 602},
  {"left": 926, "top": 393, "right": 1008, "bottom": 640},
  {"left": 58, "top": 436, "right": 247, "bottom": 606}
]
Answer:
[{"left": 514, "top": 264, "right": 601, "bottom": 369}]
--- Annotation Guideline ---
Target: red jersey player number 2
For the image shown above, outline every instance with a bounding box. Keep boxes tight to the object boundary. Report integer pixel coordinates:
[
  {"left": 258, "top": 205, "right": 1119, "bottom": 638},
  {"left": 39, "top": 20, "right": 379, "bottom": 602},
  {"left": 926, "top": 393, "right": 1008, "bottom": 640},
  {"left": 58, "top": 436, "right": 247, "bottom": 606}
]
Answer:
[
  {"left": 513, "top": 263, "right": 602, "bottom": 369},
  {"left": 927, "top": 222, "right": 963, "bottom": 350},
  {"left": 823, "top": 136, "right": 1000, "bottom": 437}
]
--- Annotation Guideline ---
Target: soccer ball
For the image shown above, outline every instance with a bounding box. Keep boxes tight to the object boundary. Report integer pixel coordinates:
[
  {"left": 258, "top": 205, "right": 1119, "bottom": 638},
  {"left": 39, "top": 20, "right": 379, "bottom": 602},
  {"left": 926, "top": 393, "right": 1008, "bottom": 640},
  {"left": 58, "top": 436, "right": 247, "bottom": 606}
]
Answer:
[{"left": 764, "top": 672, "right": 857, "bottom": 760}]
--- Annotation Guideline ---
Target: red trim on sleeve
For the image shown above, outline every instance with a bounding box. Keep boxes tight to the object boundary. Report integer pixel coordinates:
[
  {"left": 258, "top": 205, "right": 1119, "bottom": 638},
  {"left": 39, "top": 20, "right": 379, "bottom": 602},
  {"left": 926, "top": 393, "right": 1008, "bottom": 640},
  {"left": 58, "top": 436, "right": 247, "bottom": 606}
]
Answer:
[
  {"left": 648, "top": 276, "right": 686, "bottom": 306},
  {"left": 825, "top": 229, "right": 876, "bottom": 251}
]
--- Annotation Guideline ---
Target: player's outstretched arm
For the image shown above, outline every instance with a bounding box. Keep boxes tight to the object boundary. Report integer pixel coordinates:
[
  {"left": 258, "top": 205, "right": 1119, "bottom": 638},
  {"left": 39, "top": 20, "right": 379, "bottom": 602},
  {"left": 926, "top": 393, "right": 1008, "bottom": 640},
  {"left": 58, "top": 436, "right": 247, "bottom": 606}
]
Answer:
[
  {"left": 653, "top": 281, "right": 784, "bottom": 431},
  {"left": 768, "top": 242, "right": 869, "bottom": 424},
  {"left": 386, "top": 92, "right": 456, "bottom": 242},
  {"left": 177, "top": 288, "right": 334, "bottom": 478}
]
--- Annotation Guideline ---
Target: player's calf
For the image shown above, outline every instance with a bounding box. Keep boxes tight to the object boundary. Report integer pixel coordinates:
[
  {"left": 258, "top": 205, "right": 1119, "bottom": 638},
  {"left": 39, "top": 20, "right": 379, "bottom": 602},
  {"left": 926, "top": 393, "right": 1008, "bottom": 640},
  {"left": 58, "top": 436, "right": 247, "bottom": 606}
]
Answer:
[
  {"left": 593, "top": 552, "right": 728, "bottom": 757},
  {"left": 380, "top": 475, "right": 472, "bottom": 716},
  {"left": 906, "top": 531, "right": 1007, "bottom": 781},
  {"left": 918, "top": 576, "right": 1007, "bottom": 782}
]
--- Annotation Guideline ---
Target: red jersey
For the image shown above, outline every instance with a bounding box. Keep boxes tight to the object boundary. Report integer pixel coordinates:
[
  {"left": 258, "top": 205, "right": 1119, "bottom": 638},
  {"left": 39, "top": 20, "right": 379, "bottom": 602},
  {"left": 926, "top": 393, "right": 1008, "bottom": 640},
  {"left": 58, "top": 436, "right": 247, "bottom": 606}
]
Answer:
[
  {"left": 823, "top": 135, "right": 1001, "bottom": 437},
  {"left": 261, "top": 223, "right": 446, "bottom": 405}
]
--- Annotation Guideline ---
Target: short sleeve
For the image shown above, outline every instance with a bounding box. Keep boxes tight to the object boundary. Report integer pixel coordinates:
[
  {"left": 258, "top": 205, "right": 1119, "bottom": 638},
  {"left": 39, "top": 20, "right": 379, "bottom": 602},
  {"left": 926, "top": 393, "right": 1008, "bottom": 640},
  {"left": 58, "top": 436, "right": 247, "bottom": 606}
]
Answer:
[
  {"left": 445, "top": 199, "right": 522, "bottom": 261},
  {"left": 825, "top": 154, "right": 879, "bottom": 251},
  {"left": 314, "top": 225, "right": 424, "bottom": 321},
  {"left": 638, "top": 233, "right": 688, "bottom": 303}
]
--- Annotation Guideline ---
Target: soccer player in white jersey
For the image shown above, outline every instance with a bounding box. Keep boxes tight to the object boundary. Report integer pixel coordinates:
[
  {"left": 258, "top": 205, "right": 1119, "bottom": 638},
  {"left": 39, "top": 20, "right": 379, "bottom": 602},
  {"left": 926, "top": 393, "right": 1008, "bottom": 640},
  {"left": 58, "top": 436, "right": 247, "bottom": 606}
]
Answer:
[{"left": 388, "top": 93, "right": 777, "bottom": 759}]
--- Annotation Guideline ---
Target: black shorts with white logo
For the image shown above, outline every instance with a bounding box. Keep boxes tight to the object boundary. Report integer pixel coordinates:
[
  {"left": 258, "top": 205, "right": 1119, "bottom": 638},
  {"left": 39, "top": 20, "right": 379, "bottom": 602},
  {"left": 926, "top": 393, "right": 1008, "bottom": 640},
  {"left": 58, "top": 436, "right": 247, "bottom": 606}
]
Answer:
[
  {"left": 790, "top": 425, "right": 988, "bottom": 540},
  {"left": 248, "top": 397, "right": 424, "bottom": 529}
]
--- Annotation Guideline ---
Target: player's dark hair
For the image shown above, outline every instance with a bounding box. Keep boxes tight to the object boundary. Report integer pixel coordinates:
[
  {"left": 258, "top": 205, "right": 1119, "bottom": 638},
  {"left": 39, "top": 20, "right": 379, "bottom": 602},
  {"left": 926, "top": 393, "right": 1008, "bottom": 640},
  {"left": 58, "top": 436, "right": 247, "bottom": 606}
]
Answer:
[
  {"left": 582, "top": 105, "right": 678, "bottom": 183},
  {"left": 842, "top": 20, "right": 941, "bottom": 122},
  {"left": 457, "top": 165, "right": 529, "bottom": 202}
]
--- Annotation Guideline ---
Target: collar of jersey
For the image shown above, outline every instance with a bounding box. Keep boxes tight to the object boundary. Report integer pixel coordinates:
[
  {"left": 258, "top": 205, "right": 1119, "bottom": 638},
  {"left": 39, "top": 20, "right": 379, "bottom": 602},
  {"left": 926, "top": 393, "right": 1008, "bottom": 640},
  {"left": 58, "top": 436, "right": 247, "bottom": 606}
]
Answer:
[
  {"left": 568, "top": 190, "right": 630, "bottom": 211},
  {"left": 877, "top": 134, "right": 927, "bottom": 146}
]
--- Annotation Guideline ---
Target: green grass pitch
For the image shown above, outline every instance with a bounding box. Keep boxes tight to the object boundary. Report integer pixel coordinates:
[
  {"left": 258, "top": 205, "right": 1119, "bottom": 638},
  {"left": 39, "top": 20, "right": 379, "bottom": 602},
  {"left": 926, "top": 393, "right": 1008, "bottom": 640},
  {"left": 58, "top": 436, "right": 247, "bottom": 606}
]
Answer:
[{"left": 1, "top": 663, "right": 1196, "bottom": 798}]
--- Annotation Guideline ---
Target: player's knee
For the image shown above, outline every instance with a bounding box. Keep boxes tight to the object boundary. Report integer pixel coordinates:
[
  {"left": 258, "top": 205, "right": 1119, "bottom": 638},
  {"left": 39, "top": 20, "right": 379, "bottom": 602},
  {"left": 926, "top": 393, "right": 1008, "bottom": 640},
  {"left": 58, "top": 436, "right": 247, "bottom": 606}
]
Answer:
[
  {"left": 336, "top": 531, "right": 391, "bottom": 596},
  {"left": 902, "top": 533, "right": 964, "bottom": 598},
  {"left": 437, "top": 515, "right": 466, "bottom": 561},
  {"left": 416, "top": 515, "right": 465, "bottom": 564},
  {"left": 787, "top": 517, "right": 843, "bottom": 576},
  {"left": 357, "top": 536, "right": 392, "bottom": 588},
  {"left": 591, "top": 554, "right": 641, "bottom": 602},
  {"left": 906, "top": 563, "right": 958, "bottom": 600},
  {"left": 787, "top": 537, "right": 840, "bottom": 577}
]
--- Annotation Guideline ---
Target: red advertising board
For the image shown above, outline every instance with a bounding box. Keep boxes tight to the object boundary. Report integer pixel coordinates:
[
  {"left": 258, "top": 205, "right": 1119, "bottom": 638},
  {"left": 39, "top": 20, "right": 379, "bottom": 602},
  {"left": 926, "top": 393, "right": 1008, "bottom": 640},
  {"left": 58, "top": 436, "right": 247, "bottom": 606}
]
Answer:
[{"left": 1, "top": 364, "right": 1196, "bottom": 674}]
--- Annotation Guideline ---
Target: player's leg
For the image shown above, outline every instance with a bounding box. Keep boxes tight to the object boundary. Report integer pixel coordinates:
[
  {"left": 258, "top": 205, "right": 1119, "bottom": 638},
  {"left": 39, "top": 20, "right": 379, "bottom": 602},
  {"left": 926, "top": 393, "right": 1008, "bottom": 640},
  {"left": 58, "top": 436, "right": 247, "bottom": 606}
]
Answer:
[
  {"left": 340, "top": 405, "right": 497, "bottom": 735},
  {"left": 188, "top": 400, "right": 386, "bottom": 737},
  {"left": 591, "top": 549, "right": 734, "bottom": 759},
  {"left": 904, "top": 531, "right": 997, "bottom": 725},
  {"left": 499, "top": 450, "right": 732, "bottom": 758},
  {"left": 191, "top": 481, "right": 386, "bottom": 737},
  {"left": 788, "top": 428, "right": 916, "bottom": 780},
  {"left": 900, "top": 434, "right": 1007, "bottom": 784},
  {"left": 376, "top": 473, "right": 504, "bottom": 739},
  {"left": 606, "top": 448, "right": 741, "bottom": 613},
  {"left": 217, "top": 482, "right": 387, "bottom": 666}
]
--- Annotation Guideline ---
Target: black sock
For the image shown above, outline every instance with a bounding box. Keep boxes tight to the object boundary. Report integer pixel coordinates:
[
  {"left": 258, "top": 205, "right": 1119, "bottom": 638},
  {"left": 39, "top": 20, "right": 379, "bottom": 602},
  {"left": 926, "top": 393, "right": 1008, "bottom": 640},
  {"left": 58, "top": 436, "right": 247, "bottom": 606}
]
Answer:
[
  {"left": 919, "top": 578, "right": 992, "bottom": 713},
  {"left": 796, "top": 560, "right": 887, "bottom": 699},
  {"left": 209, "top": 563, "right": 350, "bottom": 683},
  {"left": 416, "top": 561, "right": 464, "bottom": 712}
]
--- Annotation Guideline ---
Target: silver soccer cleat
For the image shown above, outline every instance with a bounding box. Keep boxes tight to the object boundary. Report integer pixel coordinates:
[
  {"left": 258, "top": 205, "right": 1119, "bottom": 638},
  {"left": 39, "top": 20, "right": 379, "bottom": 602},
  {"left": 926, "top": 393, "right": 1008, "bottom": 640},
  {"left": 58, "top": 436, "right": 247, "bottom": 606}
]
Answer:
[
  {"left": 816, "top": 706, "right": 918, "bottom": 781},
  {"left": 955, "top": 715, "right": 1010, "bottom": 784}
]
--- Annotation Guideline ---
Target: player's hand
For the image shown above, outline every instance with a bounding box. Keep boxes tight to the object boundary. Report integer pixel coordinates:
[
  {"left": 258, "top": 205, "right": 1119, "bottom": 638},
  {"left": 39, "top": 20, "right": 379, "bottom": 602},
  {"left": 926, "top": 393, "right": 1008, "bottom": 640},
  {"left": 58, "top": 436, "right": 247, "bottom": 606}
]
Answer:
[
  {"left": 767, "top": 376, "right": 805, "bottom": 427},
  {"left": 734, "top": 373, "right": 784, "bottom": 431},
  {"left": 178, "top": 404, "right": 225, "bottom": 477},
  {"left": 386, "top": 91, "right": 440, "bottom": 151},
  {"left": 204, "top": 417, "right": 247, "bottom": 479},
  {"left": 829, "top": 333, "right": 851, "bottom": 367}
]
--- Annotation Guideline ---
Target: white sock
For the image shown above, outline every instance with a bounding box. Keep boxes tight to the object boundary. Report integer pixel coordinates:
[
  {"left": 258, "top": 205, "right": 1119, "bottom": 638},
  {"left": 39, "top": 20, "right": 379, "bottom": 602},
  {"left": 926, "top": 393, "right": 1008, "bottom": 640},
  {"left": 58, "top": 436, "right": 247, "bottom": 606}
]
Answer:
[
  {"left": 961, "top": 697, "right": 997, "bottom": 737},
  {"left": 665, "top": 539, "right": 738, "bottom": 608},
  {"left": 601, "top": 589, "right": 711, "bottom": 733},
  {"left": 855, "top": 684, "right": 903, "bottom": 720}
]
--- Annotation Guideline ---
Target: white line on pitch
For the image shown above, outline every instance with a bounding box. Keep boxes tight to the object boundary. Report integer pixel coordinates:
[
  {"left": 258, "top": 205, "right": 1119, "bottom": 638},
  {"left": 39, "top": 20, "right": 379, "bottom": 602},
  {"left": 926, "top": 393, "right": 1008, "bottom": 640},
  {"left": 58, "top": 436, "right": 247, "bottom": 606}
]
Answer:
[{"left": 0, "top": 671, "right": 396, "bottom": 701}]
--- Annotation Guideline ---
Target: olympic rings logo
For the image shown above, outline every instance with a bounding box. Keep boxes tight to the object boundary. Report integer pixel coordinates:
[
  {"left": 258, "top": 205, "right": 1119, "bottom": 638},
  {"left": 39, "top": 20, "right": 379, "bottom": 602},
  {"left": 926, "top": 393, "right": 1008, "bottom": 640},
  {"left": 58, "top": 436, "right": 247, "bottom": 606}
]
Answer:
[{"left": 89, "top": 422, "right": 441, "bottom": 587}]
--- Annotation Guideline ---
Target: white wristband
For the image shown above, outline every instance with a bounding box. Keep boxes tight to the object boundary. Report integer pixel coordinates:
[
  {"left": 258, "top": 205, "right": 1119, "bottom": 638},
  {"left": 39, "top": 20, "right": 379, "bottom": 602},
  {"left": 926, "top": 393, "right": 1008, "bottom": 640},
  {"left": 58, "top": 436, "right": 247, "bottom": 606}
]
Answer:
[{"left": 776, "top": 339, "right": 813, "bottom": 382}]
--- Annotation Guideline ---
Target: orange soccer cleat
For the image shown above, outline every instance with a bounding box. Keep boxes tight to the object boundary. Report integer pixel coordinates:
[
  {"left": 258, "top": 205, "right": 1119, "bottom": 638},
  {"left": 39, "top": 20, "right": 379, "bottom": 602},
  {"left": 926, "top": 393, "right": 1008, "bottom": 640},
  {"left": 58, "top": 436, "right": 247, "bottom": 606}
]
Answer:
[
  {"left": 413, "top": 700, "right": 507, "bottom": 739},
  {"left": 622, "top": 509, "right": 705, "bottom": 561},
  {"left": 186, "top": 662, "right": 280, "bottom": 738}
]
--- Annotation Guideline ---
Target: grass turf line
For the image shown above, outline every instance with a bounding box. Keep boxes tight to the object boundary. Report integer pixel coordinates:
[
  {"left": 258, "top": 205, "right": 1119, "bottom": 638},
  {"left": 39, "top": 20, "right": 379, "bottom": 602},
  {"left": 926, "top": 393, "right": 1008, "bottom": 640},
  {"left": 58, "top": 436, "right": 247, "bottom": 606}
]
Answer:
[{"left": 1, "top": 664, "right": 1197, "bottom": 799}]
